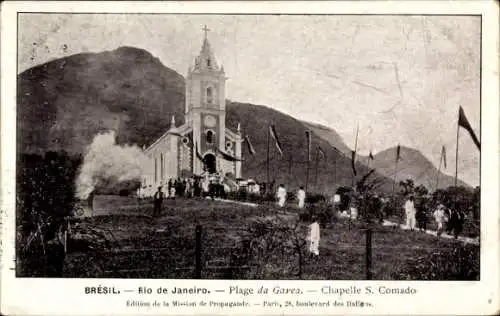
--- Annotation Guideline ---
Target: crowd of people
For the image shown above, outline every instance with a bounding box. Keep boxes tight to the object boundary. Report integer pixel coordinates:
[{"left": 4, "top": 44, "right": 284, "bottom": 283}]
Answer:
[
  {"left": 272, "top": 183, "right": 468, "bottom": 240},
  {"left": 402, "top": 195, "right": 466, "bottom": 238},
  {"left": 146, "top": 175, "right": 230, "bottom": 216},
  {"left": 147, "top": 177, "right": 468, "bottom": 239}
]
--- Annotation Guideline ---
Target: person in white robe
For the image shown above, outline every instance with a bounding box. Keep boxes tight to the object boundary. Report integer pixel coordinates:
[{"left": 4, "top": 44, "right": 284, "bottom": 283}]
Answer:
[
  {"left": 349, "top": 196, "right": 358, "bottom": 220},
  {"left": 297, "top": 186, "right": 306, "bottom": 209},
  {"left": 307, "top": 215, "right": 320, "bottom": 256},
  {"left": 202, "top": 179, "right": 209, "bottom": 196},
  {"left": 404, "top": 196, "right": 417, "bottom": 230},
  {"left": 169, "top": 186, "right": 176, "bottom": 200},
  {"left": 253, "top": 183, "right": 260, "bottom": 195},
  {"left": 276, "top": 184, "right": 287, "bottom": 207},
  {"left": 433, "top": 204, "right": 447, "bottom": 237}
]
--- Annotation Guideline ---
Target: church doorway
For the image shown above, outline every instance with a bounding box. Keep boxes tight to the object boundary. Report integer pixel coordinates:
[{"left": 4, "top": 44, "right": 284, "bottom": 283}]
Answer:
[{"left": 203, "top": 153, "right": 217, "bottom": 174}]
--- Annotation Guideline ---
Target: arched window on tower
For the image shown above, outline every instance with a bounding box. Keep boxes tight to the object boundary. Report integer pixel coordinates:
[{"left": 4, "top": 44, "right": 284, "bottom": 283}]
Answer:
[
  {"left": 206, "top": 130, "right": 214, "bottom": 144},
  {"left": 206, "top": 87, "right": 213, "bottom": 104},
  {"left": 207, "top": 58, "right": 211, "bottom": 67}
]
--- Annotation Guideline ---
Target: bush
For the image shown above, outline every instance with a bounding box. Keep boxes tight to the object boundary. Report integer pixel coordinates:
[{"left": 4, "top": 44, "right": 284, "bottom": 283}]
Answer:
[
  {"left": 299, "top": 202, "right": 337, "bottom": 228},
  {"left": 226, "top": 190, "right": 275, "bottom": 204},
  {"left": 393, "top": 243, "right": 479, "bottom": 280},
  {"left": 16, "top": 151, "right": 82, "bottom": 276},
  {"left": 232, "top": 216, "right": 308, "bottom": 279},
  {"left": 306, "top": 193, "right": 327, "bottom": 204}
]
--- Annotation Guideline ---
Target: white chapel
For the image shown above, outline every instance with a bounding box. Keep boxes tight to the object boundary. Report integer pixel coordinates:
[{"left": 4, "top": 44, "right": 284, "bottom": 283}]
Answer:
[{"left": 141, "top": 26, "right": 243, "bottom": 195}]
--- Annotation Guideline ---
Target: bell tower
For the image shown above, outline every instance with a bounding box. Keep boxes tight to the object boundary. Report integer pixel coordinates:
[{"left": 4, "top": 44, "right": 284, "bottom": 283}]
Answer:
[{"left": 185, "top": 25, "right": 227, "bottom": 174}]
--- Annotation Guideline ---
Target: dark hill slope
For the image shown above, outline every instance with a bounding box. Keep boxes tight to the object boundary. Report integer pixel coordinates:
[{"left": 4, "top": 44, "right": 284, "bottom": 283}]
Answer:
[{"left": 17, "top": 46, "right": 185, "bottom": 154}]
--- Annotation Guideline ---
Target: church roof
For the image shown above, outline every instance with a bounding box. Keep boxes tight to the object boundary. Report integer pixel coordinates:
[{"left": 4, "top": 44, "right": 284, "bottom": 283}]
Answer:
[
  {"left": 144, "top": 123, "right": 192, "bottom": 152},
  {"left": 192, "top": 26, "right": 222, "bottom": 72}
]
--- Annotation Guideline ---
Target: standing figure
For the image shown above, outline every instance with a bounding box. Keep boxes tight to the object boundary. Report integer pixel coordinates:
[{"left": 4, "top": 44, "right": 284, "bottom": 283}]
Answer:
[
  {"left": 433, "top": 204, "right": 447, "bottom": 237},
  {"left": 297, "top": 186, "right": 306, "bottom": 209},
  {"left": 449, "top": 208, "right": 465, "bottom": 239},
  {"left": 209, "top": 181, "right": 215, "bottom": 200},
  {"left": 186, "top": 179, "right": 193, "bottom": 198},
  {"left": 349, "top": 194, "right": 359, "bottom": 220},
  {"left": 415, "top": 200, "right": 428, "bottom": 232},
  {"left": 194, "top": 178, "right": 201, "bottom": 197},
  {"left": 167, "top": 179, "right": 173, "bottom": 198},
  {"left": 307, "top": 215, "right": 320, "bottom": 256},
  {"left": 153, "top": 186, "right": 164, "bottom": 216},
  {"left": 404, "top": 196, "right": 417, "bottom": 231},
  {"left": 276, "top": 184, "right": 287, "bottom": 207},
  {"left": 169, "top": 183, "right": 176, "bottom": 200}
]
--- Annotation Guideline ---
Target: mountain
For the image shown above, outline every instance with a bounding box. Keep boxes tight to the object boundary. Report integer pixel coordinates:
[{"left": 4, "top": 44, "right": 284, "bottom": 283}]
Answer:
[
  {"left": 306, "top": 121, "right": 471, "bottom": 190},
  {"left": 18, "top": 46, "right": 395, "bottom": 194},
  {"left": 17, "top": 46, "right": 185, "bottom": 155},
  {"left": 359, "top": 146, "right": 469, "bottom": 189}
]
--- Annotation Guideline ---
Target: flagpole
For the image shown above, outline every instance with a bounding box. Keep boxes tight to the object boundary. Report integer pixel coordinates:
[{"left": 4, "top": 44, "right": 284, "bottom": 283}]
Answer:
[
  {"left": 305, "top": 158, "right": 310, "bottom": 193},
  {"left": 455, "top": 117, "right": 460, "bottom": 188},
  {"left": 435, "top": 152, "right": 442, "bottom": 191},
  {"left": 305, "top": 131, "right": 311, "bottom": 193},
  {"left": 392, "top": 151, "right": 399, "bottom": 197},
  {"left": 352, "top": 124, "right": 359, "bottom": 189},
  {"left": 267, "top": 125, "right": 270, "bottom": 194},
  {"left": 333, "top": 154, "right": 337, "bottom": 190},
  {"left": 314, "top": 149, "right": 320, "bottom": 184},
  {"left": 392, "top": 162, "right": 398, "bottom": 194}
]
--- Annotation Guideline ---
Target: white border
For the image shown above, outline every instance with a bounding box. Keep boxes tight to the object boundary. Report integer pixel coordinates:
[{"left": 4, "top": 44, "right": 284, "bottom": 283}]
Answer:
[{"left": 1, "top": 1, "right": 499, "bottom": 315}]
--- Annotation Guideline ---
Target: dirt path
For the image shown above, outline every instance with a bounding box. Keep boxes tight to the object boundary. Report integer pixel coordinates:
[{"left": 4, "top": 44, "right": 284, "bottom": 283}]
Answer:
[
  {"left": 380, "top": 219, "right": 480, "bottom": 245},
  {"left": 215, "top": 198, "right": 480, "bottom": 246}
]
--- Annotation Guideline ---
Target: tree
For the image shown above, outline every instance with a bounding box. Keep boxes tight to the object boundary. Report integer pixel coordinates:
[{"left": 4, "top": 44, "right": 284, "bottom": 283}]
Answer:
[
  {"left": 415, "top": 184, "right": 429, "bottom": 197},
  {"left": 399, "top": 179, "right": 415, "bottom": 196}
]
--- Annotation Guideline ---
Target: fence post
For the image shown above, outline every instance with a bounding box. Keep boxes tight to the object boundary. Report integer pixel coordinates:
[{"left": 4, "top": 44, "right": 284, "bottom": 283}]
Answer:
[
  {"left": 365, "top": 228, "right": 372, "bottom": 280},
  {"left": 195, "top": 225, "right": 202, "bottom": 279}
]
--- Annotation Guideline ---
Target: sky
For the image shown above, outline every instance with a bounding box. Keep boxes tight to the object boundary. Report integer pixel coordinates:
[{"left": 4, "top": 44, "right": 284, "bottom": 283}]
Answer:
[{"left": 18, "top": 14, "right": 481, "bottom": 186}]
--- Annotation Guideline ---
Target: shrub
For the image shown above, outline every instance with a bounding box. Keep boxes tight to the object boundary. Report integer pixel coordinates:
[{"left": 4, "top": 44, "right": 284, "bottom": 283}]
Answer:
[
  {"left": 16, "top": 151, "right": 82, "bottom": 276},
  {"left": 393, "top": 243, "right": 479, "bottom": 280},
  {"left": 299, "top": 202, "right": 337, "bottom": 228},
  {"left": 306, "top": 193, "right": 327, "bottom": 204},
  {"left": 232, "top": 216, "right": 308, "bottom": 279}
]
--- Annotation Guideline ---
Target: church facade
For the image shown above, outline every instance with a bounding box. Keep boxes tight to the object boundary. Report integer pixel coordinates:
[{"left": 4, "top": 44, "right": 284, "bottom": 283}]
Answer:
[{"left": 141, "top": 28, "right": 243, "bottom": 195}]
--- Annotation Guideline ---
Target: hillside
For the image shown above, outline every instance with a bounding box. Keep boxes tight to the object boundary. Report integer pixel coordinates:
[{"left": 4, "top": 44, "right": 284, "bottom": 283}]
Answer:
[
  {"left": 307, "top": 122, "right": 470, "bottom": 190},
  {"left": 17, "top": 46, "right": 395, "bottom": 194},
  {"left": 17, "top": 46, "right": 186, "bottom": 155},
  {"left": 360, "top": 146, "right": 469, "bottom": 190},
  {"left": 301, "top": 121, "right": 352, "bottom": 156}
]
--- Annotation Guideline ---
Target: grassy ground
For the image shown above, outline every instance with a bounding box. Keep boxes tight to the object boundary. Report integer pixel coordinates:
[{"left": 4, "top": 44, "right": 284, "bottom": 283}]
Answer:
[{"left": 63, "top": 196, "right": 479, "bottom": 280}]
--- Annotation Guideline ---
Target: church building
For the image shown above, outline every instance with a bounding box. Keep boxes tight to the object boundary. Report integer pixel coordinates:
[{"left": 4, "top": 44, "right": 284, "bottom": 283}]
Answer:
[{"left": 141, "top": 26, "right": 243, "bottom": 195}]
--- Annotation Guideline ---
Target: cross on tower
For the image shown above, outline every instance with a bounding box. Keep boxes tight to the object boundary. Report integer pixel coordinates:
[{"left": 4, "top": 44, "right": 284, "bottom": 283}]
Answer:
[{"left": 202, "top": 25, "right": 210, "bottom": 39}]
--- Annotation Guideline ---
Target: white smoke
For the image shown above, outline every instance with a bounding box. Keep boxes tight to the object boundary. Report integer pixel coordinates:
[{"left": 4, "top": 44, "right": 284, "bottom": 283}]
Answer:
[{"left": 75, "top": 130, "right": 151, "bottom": 199}]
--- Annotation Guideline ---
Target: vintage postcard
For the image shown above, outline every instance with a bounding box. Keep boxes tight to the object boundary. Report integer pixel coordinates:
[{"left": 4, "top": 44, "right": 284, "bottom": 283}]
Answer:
[{"left": 1, "top": 1, "right": 499, "bottom": 315}]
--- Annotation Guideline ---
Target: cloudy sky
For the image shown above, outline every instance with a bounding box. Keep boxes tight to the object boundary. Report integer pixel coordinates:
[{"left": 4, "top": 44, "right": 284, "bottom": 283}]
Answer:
[{"left": 18, "top": 14, "right": 481, "bottom": 186}]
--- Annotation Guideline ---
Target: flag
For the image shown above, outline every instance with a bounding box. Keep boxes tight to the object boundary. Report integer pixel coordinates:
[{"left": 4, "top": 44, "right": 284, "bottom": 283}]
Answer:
[
  {"left": 245, "top": 135, "right": 256, "bottom": 155},
  {"left": 306, "top": 130, "right": 312, "bottom": 161},
  {"left": 458, "top": 106, "right": 481, "bottom": 150},
  {"left": 318, "top": 146, "right": 326, "bottom": 160},
  {"left": 441, "top": 145, "right": 447, "bottom": 169},
  {"left": 269, "top": 125, "right": 283, "bottom": 156},
  {"left": 351, "top": 150, "right": 357, "bottom": 176},
  {"left": 396, "top": 144, "right": 401, "bottom": 162},
  {"left": 217, "top": 147, "right": 243, "bottom": 162},
  {"left": 369, "top": 151, "right": 374, "bottom": 160}
]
